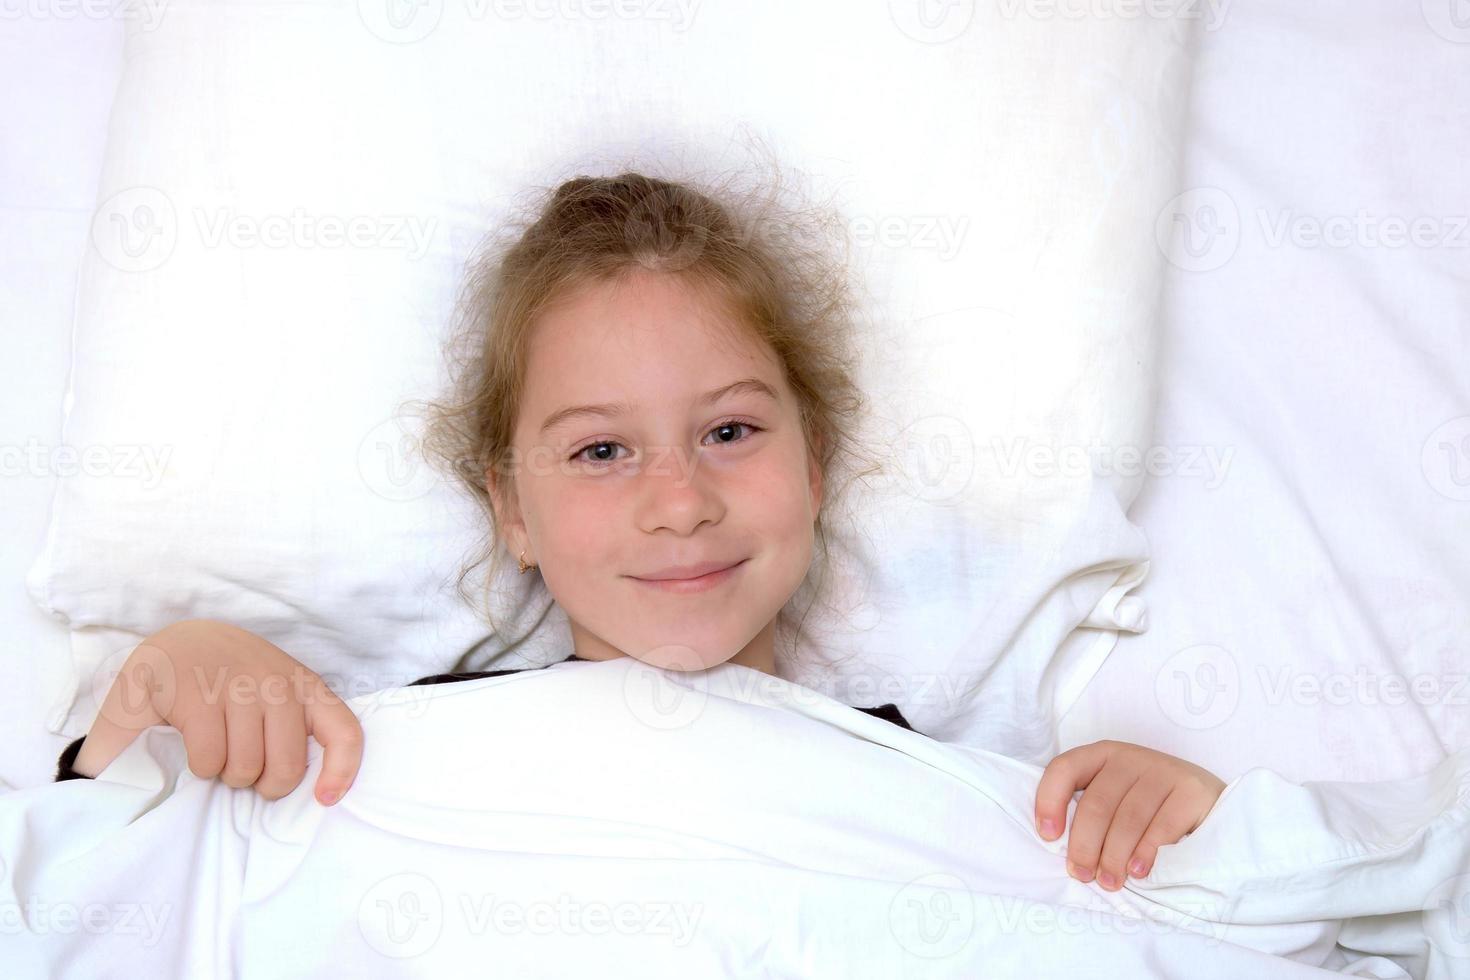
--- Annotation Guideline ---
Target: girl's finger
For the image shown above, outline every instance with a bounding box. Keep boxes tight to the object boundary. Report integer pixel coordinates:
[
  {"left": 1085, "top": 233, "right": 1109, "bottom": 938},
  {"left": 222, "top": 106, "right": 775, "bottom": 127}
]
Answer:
[
  {"left": 1130, "top": 787, "right": 1202, "bottom": 877},
  {"left": 1035, "top": 741, "right": 1113, "bottom": 841},
  {"left": 72, "top": 643, "right": 175, "bottom": 778},
  {"left": 173, "top": 698, "right": 229, "bottom": 781},
  {"left": 1064, "top": 765, "right": 1141, "bottom": 883},
  {"left": 256, "top": 702, "right": 309, "bottom": 801},
  {"left": 1095, "top": 773, "right": 1173, "bottom": 890},
  {"left": 305, "top": 677, "right": 364, "bottom": 806},
  {"left": 218, "top": 699, "right": 265, "bottom": 789}
]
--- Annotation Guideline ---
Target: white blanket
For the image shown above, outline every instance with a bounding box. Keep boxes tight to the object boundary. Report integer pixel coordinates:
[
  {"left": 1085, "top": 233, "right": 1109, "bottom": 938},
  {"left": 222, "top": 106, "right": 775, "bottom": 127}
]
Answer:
[{"left": 2, "top": 659, "right": 1467, "bottom": 978}]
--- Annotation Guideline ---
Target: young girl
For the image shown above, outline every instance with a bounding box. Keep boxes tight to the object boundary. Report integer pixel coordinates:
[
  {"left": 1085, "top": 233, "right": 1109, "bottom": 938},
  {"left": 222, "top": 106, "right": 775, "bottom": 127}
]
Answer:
[{"left": 54, "top": 171, "right": 1225, "bottom": 897}]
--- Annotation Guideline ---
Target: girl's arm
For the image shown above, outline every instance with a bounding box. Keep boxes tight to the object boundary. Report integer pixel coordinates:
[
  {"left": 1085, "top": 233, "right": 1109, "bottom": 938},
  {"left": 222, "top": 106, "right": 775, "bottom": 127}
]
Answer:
[
  {"left": 67, "top": 619, "right": 364, "bottom": 806},
  {"left": 1034, "top": 739, "right": 1226, "bottom": 892}
]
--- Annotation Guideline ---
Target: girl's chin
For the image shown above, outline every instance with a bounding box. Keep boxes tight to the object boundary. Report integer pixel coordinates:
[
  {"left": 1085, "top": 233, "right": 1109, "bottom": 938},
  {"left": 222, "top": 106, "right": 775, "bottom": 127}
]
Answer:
[{"left": 625, "top": 643, "right": 737, "bottom": 672}]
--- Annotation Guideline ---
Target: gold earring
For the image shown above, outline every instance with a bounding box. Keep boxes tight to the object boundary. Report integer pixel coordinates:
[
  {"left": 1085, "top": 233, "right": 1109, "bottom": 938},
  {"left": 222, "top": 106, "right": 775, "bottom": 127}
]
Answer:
[{"left": 518, "top": 551, "right": 536, "bottom": 574}]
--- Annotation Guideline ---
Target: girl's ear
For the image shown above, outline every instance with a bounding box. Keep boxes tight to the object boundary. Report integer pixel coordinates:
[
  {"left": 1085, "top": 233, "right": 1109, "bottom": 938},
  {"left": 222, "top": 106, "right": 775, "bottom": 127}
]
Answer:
[{"left": 487, "top": 466, "right": 531, "bottom": 561}]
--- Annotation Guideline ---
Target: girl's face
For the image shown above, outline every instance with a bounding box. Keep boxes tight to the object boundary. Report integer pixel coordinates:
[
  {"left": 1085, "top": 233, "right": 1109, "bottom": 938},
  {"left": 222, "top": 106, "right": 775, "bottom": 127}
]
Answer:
[{"left": 490, "top": 268, "right": 823, "bottom": 675}]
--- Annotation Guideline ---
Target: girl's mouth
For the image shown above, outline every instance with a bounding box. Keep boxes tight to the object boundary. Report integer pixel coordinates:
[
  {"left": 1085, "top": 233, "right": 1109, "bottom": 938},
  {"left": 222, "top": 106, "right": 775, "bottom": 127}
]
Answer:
[{"left": 630, "top": 559, "right": 748, "bottom": 595}]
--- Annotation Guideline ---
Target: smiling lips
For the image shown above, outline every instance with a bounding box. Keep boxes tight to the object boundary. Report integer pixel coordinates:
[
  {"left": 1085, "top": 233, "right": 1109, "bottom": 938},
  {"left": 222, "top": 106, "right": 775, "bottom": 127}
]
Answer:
[{"left": 630, "top": 559, "right": 748, "bottom": 595}]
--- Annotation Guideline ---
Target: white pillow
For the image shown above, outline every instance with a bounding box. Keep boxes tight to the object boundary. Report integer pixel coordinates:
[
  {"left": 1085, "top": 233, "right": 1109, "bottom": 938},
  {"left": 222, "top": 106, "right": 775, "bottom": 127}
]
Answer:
[{"left": 27, "top": 0, "right": 1196, "bottom": 760}]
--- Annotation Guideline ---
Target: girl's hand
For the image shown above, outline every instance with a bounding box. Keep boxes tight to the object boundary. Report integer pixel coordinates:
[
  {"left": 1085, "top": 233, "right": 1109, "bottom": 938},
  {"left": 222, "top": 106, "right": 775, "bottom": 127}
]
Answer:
[
  {"left": 1034, "top": 739, "right": 1225, "bottom": 891},
  {"left": 72, "top": 619, "right": 363, "bottom": 806}
]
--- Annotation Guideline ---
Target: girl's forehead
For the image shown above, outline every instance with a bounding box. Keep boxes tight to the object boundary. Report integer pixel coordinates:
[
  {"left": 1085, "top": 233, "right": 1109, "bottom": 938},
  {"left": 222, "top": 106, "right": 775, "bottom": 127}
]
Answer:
[
  {"left": 517, "top": 306, "right": 790, "bottom": 443},
  {"left": 524, "top": 273, "right": 776, "bottom": 387}
]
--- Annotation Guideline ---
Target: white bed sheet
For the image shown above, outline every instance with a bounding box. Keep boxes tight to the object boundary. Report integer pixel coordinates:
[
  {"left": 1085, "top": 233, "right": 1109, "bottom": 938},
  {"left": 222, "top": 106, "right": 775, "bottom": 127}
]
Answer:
[
  {"left": 6, "top": 658, "right": 1470, "bottom": 978},
  {"left": 0, "top": 18, "right": 125, "bottom": 790},
  {"left": 1059, "top": 0, "right": 1470, "bottom": 785}
]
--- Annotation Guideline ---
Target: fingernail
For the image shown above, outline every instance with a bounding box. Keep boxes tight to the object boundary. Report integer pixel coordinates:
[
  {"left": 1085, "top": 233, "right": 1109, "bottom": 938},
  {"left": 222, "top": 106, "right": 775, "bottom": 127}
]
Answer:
[
  {"left": 1067, "top": 861, "right": 1093, "bottom": 883},
  {"left": 1128, "top": 858, "right": 1146, "bottom": 877},
  {"left": 1098, "top": 872, "right": 1117, "bottom": 890},
  {"left": 1039, "top": 817, "right": 1057, "bottom": 839},
  {"left": 319, "top": 790, "right": 339, "bottom": 806}
]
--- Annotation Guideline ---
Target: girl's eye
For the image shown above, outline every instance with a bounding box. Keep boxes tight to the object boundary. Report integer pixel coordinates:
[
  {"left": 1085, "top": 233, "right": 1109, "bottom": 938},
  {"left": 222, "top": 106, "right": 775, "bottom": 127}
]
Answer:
[
  {"left": 704, "top": 420, "right": 761, "bottom": 446},
  {"left": 574, "top": 442, "right": 624, "bottom": 465},
  {"left": 568, "top": 419, "right": 764, "bottom": 467}
]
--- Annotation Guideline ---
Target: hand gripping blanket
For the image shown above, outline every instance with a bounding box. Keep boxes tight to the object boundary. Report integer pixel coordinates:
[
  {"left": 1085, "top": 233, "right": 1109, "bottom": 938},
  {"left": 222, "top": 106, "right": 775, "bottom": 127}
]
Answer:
[{"left": 2, "top": 658, "right": 1468, "bottom": 978}]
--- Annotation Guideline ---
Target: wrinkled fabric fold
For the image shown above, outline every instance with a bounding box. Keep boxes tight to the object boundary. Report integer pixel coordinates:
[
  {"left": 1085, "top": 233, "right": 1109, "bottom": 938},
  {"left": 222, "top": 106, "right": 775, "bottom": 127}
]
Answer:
[{"left": 3, "top": 658, "right": 1463, "bottom": 977}]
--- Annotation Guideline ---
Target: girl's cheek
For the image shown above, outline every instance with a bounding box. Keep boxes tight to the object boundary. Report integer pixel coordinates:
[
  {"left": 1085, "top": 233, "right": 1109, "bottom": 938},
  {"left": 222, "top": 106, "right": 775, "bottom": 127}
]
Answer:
[{"left": 543, "top": 499, "right": 604, "bottom": 548}]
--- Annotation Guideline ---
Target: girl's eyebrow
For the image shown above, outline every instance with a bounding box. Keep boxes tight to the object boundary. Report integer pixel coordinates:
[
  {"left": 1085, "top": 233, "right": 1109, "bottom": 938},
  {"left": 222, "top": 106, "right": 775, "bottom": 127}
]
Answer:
[{"left": 539, "top": 377, "right": 778, "bottom": 436}]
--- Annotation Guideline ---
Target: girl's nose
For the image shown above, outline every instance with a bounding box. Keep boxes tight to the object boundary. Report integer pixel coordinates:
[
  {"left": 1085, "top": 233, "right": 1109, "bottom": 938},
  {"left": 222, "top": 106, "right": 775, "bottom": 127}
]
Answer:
[{"left": 634, "top": 448, "right": 724, "bottom": 535}]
